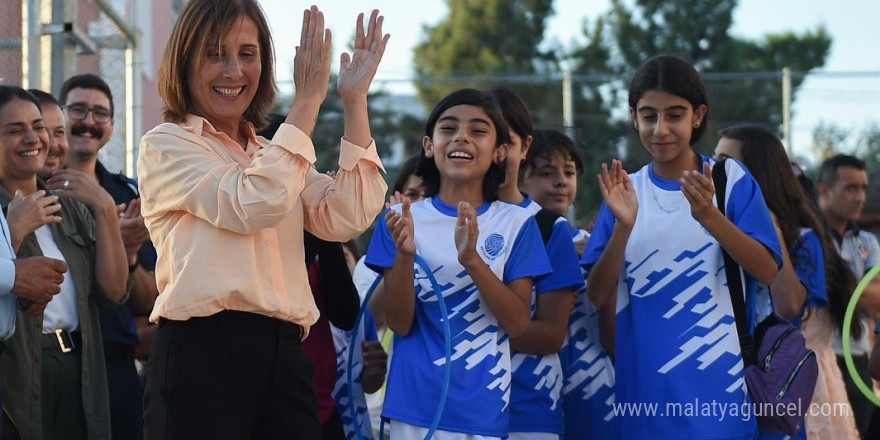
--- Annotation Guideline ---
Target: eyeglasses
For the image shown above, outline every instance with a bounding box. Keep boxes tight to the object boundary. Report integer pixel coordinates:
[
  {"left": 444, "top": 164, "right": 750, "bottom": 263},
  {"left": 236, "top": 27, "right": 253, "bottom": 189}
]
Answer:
[{"left": 64, "top": 104, "right": 112, "bottom": 124}]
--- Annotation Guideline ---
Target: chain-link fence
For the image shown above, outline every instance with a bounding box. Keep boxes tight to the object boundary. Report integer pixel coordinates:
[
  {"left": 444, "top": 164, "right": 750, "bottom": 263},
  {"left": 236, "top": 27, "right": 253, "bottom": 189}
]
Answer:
[{"left": 90, "top": 0, "right": 132, "bottom": 175}]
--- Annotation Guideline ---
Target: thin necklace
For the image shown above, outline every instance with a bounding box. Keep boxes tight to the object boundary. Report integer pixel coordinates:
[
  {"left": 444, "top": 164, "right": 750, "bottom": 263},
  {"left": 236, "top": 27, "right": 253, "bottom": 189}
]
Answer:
[
  {"left": 649, "top": 154, "right": 700, "bottom": 213},
  {"left": 649, "top": 180, "right": 684, "bottom": 213}
]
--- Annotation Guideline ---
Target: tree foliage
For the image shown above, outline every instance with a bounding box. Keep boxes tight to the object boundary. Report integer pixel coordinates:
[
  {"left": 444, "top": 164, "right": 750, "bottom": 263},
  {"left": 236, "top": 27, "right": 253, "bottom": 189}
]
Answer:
[
  {"left": 409, "top": 0, "right": 832, "bottom": 225},
  {"left": 413, "top": 0, "right": 558, "bottom": 112}
]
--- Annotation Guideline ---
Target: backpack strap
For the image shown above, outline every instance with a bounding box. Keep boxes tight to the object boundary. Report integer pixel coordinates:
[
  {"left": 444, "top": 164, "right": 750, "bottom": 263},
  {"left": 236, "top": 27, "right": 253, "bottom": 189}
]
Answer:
[
  {"left": 534, "top": 208, "right": 563, "bottom": 245},
  {"left": 713, "top": 159, "right": 756, "bottom": 366}
]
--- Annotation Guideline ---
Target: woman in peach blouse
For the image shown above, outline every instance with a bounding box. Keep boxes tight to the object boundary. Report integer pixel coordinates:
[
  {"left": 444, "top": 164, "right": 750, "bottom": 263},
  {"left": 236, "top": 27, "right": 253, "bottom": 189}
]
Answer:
[{"left": 138, "top": 1, "right": 389, "bottom": 438}]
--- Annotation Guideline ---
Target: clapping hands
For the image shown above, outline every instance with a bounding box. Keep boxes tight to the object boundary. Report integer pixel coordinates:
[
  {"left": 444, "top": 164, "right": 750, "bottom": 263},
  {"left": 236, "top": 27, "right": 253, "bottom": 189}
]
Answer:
[
  {"left": 337, "top": 9, "right": 390, "bottom": 102},
  {"left": 597, "top": 159, "right": 638, "bottom": 228}
]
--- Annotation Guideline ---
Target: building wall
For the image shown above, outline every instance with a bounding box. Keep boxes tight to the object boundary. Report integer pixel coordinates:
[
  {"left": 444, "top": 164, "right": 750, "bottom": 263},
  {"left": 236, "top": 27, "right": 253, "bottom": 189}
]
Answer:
[{"left": 0, "top": 1, "right": 23, "bottom": 85}]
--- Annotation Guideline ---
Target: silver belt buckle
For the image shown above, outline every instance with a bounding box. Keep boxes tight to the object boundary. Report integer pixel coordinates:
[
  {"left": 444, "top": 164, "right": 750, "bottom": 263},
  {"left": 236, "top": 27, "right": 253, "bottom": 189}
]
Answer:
[{"left": 55, "top": 329, "right": 74, "bottom": 353}]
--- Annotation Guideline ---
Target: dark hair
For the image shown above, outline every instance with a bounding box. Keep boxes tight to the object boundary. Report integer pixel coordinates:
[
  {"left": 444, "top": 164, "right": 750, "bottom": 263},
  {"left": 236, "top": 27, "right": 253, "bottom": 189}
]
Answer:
[
  {"left": 417, "top": 88, "right": 511, "bottom": 201},
  {"left": 791, "top": 162, "right": 818, "bottom": 202},
  {"left": 817, "top": 154, "right": 867, "bottom": 186},
  {"left": 59, "top": 73, "right": 114, "bottom": 117},
  {"left": 487, "top": 87, "right": 532, "bottom": 142},
  {"left": 628, "top": 55, "right": 709, "bottom": 145},
  {"left": 719, "top": 124, "right": 861, "bottom": 336},
  {"left": 256, "top": 112, "right": 286, "bottom": 139},
  {"left": 27, "top": 89, "right": 61, "bottom": 109},
  {"left": 524, "top": 128, "right": 583, "bottom": 181},
  {"left": 158, "top": 0, "right": 276, "bottom": 130},
  {"left": 392, "top": 153, "right": 423, "bottom": 194},
  {"left": 0, "top": 85, "right": 41, "bottom": 115}
]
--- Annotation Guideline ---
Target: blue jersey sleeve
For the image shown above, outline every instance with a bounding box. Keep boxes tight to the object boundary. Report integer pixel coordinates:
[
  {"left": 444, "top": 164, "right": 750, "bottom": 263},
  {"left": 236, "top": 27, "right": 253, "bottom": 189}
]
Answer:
[
  {"left": 580, "top": 201, "right": 615, "bottom": 273},
  {"left": 364, "top": 208, "right": 396, "bottom": 273},
  {"left": 534, "top": 219, "right": 585, "bottom": 294},
  {"left": 504, "top": 217, "right": 552, "bottom": 284},
  {"left": 794, "top": 229, "right": 827, "bottom": 308},
  {"left": 725, "top": 159, "right": 783, "bottom": 270},
  {"left": 362, "top": 307, "right": 379, "bottom": 342}
]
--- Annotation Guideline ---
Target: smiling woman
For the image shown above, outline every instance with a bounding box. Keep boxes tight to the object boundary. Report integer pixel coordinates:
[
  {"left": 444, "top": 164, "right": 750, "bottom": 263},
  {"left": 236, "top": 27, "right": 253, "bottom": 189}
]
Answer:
[
  {"left": 137, "top": 0, "right": 390, "bottom": 439},
  {"left": 0, "top": 85, "right": 129, "bottom": 440}
]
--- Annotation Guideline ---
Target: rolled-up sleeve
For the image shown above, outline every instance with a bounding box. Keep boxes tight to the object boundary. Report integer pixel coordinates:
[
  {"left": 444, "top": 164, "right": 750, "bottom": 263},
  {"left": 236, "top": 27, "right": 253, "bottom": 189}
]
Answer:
[
  {"left": 302, "top": 137, "right": 387, "bottom": 242},
  {"left": 138, "top": 123, "right": 316, "bottom": 235}
]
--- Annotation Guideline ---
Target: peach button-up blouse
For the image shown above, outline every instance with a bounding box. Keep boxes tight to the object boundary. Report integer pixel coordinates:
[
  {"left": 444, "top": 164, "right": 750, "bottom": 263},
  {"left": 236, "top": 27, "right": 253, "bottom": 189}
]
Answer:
[{"left": 137, "top": 115, "right": 386, "bottom": 335}]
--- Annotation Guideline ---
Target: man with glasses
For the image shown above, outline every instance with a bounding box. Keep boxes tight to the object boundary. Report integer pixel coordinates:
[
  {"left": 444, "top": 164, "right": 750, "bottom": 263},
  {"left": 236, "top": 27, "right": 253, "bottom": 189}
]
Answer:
[{"left": 59, "top": 74, "right": 157, "bottom": 440}]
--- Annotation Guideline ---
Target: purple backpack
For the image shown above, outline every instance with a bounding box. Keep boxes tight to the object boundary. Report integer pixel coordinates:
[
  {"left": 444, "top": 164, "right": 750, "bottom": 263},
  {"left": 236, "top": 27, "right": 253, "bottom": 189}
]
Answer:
[
  {"left": 743, "top": 312, "right": 818, "bottom": 435},
  {"left": 714, "top": 160, "right": 818, "bottom": 436}
]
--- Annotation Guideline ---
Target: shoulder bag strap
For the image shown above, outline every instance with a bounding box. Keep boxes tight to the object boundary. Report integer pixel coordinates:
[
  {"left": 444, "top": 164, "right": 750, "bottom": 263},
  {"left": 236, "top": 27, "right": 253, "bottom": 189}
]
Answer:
[{"left": 713, "top": 159, "right": 756, "bottom": 366}]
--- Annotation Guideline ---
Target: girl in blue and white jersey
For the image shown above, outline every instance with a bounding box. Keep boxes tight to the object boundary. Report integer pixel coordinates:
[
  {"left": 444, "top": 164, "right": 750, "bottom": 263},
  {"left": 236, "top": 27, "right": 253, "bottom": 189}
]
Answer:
[
  {"left": 365, "top": 88, "right": 552, "bottom": 440},
  {"left": 715, "top": 124, "right": 859, "bottom": 440},
  {"left": 581, "top": 55, "right": 783, "bottom": 440}
]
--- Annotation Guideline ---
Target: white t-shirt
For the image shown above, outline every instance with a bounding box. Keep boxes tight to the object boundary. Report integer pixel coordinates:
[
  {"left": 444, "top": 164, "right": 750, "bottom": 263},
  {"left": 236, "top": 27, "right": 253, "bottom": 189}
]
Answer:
[{"left": 34, "top": 225, "right": 78, "bottom": 333}]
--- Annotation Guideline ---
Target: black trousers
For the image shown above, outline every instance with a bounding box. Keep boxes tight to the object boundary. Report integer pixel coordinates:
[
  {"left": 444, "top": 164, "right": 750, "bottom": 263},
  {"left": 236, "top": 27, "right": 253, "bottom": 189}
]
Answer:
[
  {"left": 142, "top": 310, "right": 319, "bottom": 440},
  {"left": 105, "top": 349, "right": 143, "bottom": 440}
]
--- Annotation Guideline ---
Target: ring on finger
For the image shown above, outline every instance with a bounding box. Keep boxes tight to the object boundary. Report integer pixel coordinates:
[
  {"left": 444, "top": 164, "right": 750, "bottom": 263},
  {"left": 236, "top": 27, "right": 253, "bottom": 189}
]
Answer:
[{"left": 62, "top": 180, "right": 70, "bottom": 190}]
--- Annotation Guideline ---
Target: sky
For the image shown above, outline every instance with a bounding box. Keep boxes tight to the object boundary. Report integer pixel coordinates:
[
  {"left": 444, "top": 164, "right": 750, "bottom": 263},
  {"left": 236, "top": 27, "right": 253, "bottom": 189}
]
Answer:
[{"left": 258, "top": 0, "right": 880, "bottom": 166}]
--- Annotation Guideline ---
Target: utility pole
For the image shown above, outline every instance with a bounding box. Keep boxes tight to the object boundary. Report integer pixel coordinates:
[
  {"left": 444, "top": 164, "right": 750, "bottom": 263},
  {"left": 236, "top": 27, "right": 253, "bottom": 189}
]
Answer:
[
  {"left": 782, "top": 67, "right": 792, "bottom": 156},
  {"left": 562, "top": 70, "right": 574, "bottom": 141}
]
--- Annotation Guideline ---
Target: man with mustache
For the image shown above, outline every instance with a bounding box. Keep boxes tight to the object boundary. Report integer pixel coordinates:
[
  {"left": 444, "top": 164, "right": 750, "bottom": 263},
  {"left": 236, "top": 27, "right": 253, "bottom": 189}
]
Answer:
[{"left": 58, "top": 74, "right": 157, "bottom": 440}]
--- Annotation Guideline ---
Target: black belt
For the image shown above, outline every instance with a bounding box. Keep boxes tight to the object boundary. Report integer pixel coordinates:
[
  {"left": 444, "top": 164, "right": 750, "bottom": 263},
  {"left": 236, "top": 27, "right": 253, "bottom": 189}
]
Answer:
[{"left": 42, "top": 330, "right": 81, "bottom": 353}]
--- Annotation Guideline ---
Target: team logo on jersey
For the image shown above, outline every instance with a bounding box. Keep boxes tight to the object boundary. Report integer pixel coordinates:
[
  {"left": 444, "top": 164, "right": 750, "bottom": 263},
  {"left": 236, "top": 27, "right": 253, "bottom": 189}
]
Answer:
[{"left": 481, "top": 233, "right": 506, "bottom": 260}]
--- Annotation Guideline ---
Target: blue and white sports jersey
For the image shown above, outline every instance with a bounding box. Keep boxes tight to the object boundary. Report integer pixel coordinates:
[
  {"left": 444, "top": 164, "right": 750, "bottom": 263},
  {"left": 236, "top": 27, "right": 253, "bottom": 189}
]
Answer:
[
  {"left": 509, "top": 198, "right": 585, "bottom": 435},
  {"left": 581, "top": 157, "right": 782, "bottom": 440},
  {"left": 559, "top": 228, "right": 617, "bottom": 440},
  {"left": 332, "top": 310, "right": 379, "bottom": 440},
  {"left": 365, "top": 196, "right": 552, "bottom": 437}
]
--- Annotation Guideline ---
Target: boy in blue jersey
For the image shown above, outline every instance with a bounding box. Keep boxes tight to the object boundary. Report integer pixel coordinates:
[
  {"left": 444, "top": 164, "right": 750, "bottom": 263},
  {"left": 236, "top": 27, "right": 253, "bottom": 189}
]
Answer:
[
  {"left": 582, "top": 56, "right": 782, "bottom": 440},
  {"left": 520, "top": 128, "right": 619, "bottom": 440},
  {"left": 488, "top": 90, "right": 584, "bottom": 440}
]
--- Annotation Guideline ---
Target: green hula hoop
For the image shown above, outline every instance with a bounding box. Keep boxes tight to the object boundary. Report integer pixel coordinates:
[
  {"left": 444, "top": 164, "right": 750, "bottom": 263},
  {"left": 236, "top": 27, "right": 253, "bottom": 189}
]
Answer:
[{"left": 842, "top": 263, "right": 880, "bottom": 407}]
